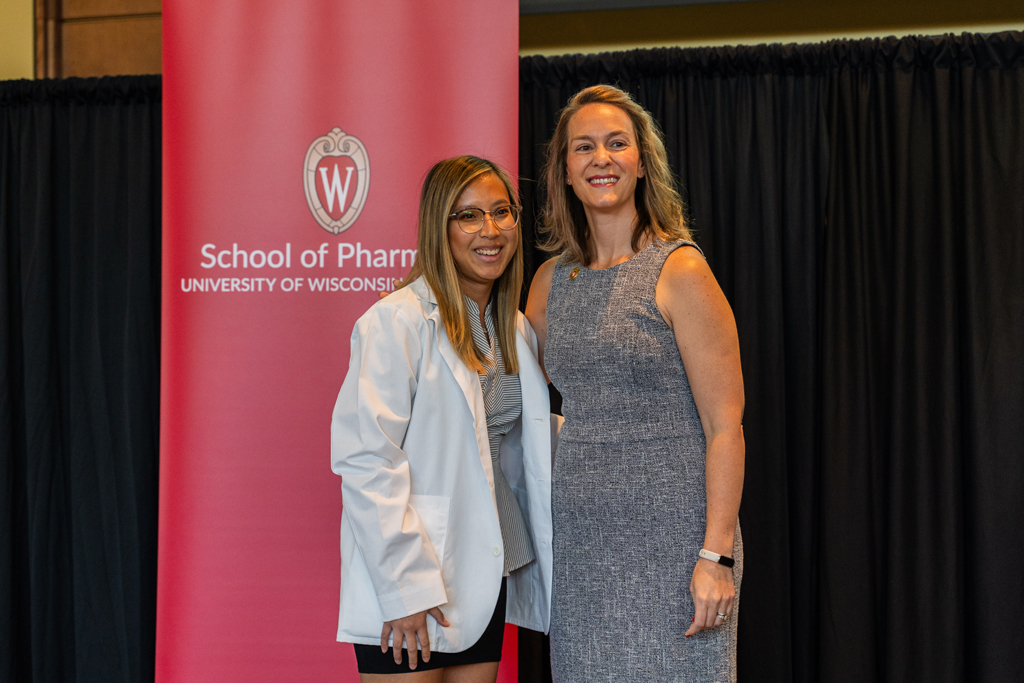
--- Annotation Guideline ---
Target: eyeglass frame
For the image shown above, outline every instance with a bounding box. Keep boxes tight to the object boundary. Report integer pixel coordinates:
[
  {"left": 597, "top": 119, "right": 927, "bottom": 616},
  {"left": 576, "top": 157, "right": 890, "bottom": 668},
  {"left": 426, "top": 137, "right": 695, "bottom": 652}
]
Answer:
[{"left": 447, "top": 205, "right": 521, "bottom": 234}]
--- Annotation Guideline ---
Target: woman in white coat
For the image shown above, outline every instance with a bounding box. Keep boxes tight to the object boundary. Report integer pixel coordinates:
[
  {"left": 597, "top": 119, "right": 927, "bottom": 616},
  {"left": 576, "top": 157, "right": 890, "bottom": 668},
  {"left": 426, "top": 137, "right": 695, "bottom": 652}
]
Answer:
[{"left": 331, "top": 156, "right": 553, "bottom": 682}]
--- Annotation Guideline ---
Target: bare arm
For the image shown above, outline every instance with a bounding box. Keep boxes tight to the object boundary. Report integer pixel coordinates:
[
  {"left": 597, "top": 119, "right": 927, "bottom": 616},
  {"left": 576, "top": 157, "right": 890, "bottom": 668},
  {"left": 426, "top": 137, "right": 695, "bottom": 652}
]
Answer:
[
  {"left": 655, "top": 246, "right": 744, "bottom": 636},
  {"left": 525, "top": 256, "right": 558, "bottom": 380}
]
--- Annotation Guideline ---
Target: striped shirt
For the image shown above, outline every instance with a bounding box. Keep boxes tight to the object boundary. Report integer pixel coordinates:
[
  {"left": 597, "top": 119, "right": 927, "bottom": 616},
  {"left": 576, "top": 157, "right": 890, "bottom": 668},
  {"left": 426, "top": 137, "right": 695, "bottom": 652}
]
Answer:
[{"left": 466, "top": 297, "right": 535, "bottom": 575}]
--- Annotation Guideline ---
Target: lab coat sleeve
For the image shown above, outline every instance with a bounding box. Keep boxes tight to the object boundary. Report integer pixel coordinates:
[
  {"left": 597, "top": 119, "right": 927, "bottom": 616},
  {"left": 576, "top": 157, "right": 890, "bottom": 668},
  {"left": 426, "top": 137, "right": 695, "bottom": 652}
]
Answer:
[{"left": 331, "top": 303, "right": 448, "bottom": 621}]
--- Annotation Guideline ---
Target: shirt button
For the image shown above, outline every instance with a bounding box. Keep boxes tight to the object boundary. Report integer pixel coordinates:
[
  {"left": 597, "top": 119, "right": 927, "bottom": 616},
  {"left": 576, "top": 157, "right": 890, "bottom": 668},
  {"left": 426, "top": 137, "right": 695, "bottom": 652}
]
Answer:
[{"left": 492, "top": 546, "right": 501, "bottom": 557}]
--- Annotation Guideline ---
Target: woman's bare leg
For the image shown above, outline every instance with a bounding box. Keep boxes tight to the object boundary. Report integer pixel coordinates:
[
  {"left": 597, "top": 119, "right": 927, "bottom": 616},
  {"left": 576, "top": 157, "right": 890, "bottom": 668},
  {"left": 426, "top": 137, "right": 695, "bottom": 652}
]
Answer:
[
  {"left": 361, "top": 668, "right": 445, "bottom": 683},
  {"left": 442, "top": 662, "right": 499, "bottom": 683}
]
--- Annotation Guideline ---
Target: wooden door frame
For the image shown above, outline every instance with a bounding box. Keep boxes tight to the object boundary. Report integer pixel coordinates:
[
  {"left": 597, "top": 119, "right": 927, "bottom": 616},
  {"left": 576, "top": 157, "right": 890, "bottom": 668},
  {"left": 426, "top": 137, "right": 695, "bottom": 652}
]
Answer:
[{"left": 35, "top": 0, "right": 61, "bottom": 78}]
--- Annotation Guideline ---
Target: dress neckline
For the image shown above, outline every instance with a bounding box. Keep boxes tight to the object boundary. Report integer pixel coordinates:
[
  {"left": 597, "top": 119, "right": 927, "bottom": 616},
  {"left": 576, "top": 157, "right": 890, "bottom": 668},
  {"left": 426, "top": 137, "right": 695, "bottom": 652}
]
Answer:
[{"left": 581, "top": 239, "right": 659, "bottom": 273}]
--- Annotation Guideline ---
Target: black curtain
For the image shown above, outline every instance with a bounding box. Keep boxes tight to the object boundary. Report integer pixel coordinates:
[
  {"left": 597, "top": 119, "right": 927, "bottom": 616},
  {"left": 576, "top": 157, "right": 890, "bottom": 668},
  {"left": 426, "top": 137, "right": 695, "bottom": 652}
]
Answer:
[
  {"left": 518, "top": 32, "right": 1024, "bottom": 683},
  {"left": 0, "top": 77, "right": 162, "bottom": 683}
]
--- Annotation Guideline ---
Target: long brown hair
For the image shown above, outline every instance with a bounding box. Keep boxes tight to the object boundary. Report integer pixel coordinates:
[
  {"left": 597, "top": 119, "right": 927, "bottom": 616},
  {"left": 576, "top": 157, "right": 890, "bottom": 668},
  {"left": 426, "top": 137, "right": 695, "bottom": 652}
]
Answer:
[
  {"left": 398, "top": 155, "right": 523, "bottom": 374},
  {"left": 540, "top": 84, "right": 692, "bottom": 265}
]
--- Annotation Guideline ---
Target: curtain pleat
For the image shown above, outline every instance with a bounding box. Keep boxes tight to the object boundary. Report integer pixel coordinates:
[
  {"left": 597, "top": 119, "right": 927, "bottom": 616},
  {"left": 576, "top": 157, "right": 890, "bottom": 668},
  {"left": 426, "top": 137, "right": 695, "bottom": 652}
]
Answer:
[{"left": 1, "top": 76, "right": 161, "bottom": 683}]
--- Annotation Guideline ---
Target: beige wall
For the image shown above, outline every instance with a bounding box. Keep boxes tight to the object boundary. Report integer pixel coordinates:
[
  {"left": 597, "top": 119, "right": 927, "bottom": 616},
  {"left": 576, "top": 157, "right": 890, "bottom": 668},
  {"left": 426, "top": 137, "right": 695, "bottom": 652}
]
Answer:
[
  {"left": 521, "top": 0, "right": 1024, "bottom": 56},
  {"left": 0, "top": 0, "right": 34, "bottom": 80}
]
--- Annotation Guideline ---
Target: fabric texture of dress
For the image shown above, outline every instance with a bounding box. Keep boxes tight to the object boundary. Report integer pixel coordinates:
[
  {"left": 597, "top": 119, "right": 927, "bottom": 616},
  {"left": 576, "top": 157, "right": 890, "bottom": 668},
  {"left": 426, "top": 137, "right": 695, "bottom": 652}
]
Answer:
[{"left": 544, "top": 239, "right": 743, "bottom": 683}]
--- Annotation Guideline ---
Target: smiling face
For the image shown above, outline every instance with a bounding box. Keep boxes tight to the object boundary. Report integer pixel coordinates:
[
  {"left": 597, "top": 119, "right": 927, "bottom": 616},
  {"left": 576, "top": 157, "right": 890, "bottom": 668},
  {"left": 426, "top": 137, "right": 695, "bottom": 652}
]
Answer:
[
  {"left": 447, "top": 172, "right": 519, "bottom": 306},
  {"left": 565, "top": 102, "right": 645, "bottom": 218}
]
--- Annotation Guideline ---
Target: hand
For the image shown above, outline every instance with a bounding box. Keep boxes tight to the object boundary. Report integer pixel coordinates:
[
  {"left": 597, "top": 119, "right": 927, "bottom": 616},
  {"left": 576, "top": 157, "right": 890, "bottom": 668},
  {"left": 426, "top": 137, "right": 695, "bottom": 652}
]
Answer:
[
  {"left": 685, "top": 558, "right": 734, "bottom": 637},
  {"left": 380, "top": 606, "right": 450, "bottom": 669}
]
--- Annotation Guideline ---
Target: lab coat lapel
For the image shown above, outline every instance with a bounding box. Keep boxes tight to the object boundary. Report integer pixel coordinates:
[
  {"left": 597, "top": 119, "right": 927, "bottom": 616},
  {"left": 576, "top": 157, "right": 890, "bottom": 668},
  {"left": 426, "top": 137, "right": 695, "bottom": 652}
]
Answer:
[
  {"left": 411, "top": 278, "right": 498, "bottom": 506},
  {"left": 434, "top": 318, "right": 481, "bottom": 420},
  {"left": 411, "top": 278, "right": 479, "bottom": 415}
]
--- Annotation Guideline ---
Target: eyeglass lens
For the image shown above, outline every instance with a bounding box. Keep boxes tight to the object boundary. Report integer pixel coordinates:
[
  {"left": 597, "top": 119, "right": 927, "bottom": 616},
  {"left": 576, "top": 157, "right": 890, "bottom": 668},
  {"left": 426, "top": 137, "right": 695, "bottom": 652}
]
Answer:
[{"left": 453, "top": 206, "right": 519, "bottom": 233}]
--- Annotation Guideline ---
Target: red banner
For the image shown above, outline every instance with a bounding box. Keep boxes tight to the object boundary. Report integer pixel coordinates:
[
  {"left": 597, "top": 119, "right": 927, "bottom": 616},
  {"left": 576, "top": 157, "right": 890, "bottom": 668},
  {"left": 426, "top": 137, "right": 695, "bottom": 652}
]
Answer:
[{"left": 157, "top": 3, "right": 519, "bottom": 681}]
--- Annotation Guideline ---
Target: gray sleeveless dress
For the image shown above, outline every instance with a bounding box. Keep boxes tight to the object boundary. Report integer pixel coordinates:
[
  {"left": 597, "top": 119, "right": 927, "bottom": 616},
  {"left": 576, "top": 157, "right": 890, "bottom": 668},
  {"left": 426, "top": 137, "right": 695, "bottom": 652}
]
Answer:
[{"left": 544, "top": 240, "right": 743, "bottom": 683}]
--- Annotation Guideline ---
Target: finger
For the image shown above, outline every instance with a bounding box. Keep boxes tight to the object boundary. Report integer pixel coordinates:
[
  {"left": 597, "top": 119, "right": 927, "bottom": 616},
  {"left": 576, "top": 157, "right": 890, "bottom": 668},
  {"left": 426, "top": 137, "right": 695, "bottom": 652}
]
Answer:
[
  {"left": 716, "top": 586, "right": 735, "bottom": 624},
  {"left": 428, "top": 606, "right": 450, "bottom": 628},
  {"left": 685, "top": 614, "right": 698, "bottom": 638},
  {"left": 718, "top": 597, "right": 733, "bottom": 624},
  {"left": 407, "top": 630, "right": 418, "bottom": 670},
  {"left": 716, "top": 602, "right": 733, "bottom": 630},
  {"left": 380, "top": 624, "right": 391, "bottom": 653},
  {"left": 393, "top": 630, "right": 405, "bottom": 665},
  {"left": 694, "top": 595, "right": 710, "bottom": 630},
  {"left": 693, "top": 603, "right": 712, "bottom": 633},
  {"left": 419, "top": 625, "right": 431, "bottom": 663},
  {"left": 706, "top": 602, "right": 720, "bottom": 630},
  {"left": 687, "top": 584, "right": 702, "bottom": 636},
  {"left": 686, "top": 600, "right": 705, "bottom": 637}
]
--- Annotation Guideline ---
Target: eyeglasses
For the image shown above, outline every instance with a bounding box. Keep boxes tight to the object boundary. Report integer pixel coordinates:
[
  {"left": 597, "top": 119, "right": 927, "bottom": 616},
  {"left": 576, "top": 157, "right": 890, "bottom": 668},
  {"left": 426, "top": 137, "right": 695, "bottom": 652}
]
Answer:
[{"left": 448, "top": 205, "right": 520, "bottom": 234}]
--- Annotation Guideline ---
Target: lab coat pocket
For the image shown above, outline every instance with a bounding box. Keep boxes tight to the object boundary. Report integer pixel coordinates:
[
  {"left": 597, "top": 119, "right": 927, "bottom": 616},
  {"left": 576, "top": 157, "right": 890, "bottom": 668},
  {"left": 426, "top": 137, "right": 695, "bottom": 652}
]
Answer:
[{"left": 408, "top": 494, "right": 451, "bottom": 645}]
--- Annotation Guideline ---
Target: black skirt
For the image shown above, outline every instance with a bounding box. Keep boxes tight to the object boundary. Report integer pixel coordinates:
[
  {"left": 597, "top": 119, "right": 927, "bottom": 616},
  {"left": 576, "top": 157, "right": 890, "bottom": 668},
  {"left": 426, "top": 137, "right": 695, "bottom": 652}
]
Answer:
[{"left": 354, "top": 578, "right": 507, "bottom": 674}]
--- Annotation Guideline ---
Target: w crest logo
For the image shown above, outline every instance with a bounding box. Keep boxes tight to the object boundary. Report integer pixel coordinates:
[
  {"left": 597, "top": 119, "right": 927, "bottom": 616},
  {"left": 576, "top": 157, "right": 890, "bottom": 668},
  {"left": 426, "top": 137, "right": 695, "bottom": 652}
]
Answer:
[{"left": 304, "top": 128, "right": 370, "bottom": 235}]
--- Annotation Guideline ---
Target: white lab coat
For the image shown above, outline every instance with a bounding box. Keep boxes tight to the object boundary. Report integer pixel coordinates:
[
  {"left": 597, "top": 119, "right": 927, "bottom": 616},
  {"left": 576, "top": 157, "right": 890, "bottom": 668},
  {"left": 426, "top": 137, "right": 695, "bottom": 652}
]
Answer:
[{"left": 331, "top": 276, "right": 555, "bottom": 652}]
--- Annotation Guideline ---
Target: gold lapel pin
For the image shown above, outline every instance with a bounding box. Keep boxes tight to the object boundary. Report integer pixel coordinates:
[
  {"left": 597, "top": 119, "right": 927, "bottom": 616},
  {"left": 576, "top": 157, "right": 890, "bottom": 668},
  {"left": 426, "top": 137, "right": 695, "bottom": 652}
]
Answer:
[{"left": 569, "top": 267, "right": 579, "bottom": 280}]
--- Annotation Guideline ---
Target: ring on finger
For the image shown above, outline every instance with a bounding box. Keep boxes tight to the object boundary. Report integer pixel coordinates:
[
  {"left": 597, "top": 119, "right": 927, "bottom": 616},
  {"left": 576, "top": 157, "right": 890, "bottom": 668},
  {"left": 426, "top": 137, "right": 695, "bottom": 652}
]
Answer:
[{"left": 716, "top": 612, "right": 729, "bottom": 621}]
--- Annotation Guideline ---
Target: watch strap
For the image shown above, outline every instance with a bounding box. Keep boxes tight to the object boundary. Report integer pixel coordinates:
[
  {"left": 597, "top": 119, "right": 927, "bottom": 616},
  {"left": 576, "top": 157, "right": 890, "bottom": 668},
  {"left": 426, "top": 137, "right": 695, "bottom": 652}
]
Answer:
[{"left": 699, "top": 548, "right": 735, "bottom": 568}]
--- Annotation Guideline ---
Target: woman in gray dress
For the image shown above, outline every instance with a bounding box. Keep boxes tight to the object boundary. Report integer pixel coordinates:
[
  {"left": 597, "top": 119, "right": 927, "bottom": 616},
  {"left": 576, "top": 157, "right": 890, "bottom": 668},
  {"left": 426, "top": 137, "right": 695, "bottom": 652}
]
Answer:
[{"left": 525, "top": 85, "right": 745, "bottom": 682}]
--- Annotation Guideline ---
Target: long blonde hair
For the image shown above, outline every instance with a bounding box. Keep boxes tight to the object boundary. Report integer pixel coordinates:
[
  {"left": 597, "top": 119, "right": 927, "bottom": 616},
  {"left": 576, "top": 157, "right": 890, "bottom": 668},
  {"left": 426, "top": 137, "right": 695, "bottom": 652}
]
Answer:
[
  {"left": 541, "top": 84, "right": 692, "bottom": 265},
  {"left": 398, "top": 156, "right": 523, "bottom": 374}
]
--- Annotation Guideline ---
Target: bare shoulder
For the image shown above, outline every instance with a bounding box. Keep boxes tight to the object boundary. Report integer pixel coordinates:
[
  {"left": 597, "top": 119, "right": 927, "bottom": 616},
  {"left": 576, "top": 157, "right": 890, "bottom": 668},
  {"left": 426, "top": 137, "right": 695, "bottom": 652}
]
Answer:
[
  {"left": 533, "top": 256, "right": 559, "bottom": 292},
  {"left": 659, "top": 245, "right": 713, "bottom": 290},
  {"left": 525, "top": 256, "right": 560, "bottom": 368},
  {"left": 656, "top": 246, "right": 730, "bottom": 328},
  {"left": 526, "top": 256, "right": 559, "bottom": 314}
]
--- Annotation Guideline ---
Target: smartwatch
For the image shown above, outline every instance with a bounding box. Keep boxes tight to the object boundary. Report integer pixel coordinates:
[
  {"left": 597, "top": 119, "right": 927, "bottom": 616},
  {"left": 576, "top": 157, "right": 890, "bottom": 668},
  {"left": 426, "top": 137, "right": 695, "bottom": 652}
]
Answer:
[{"left": 698, "top": 548, "right": 735, "bottom": 568}]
